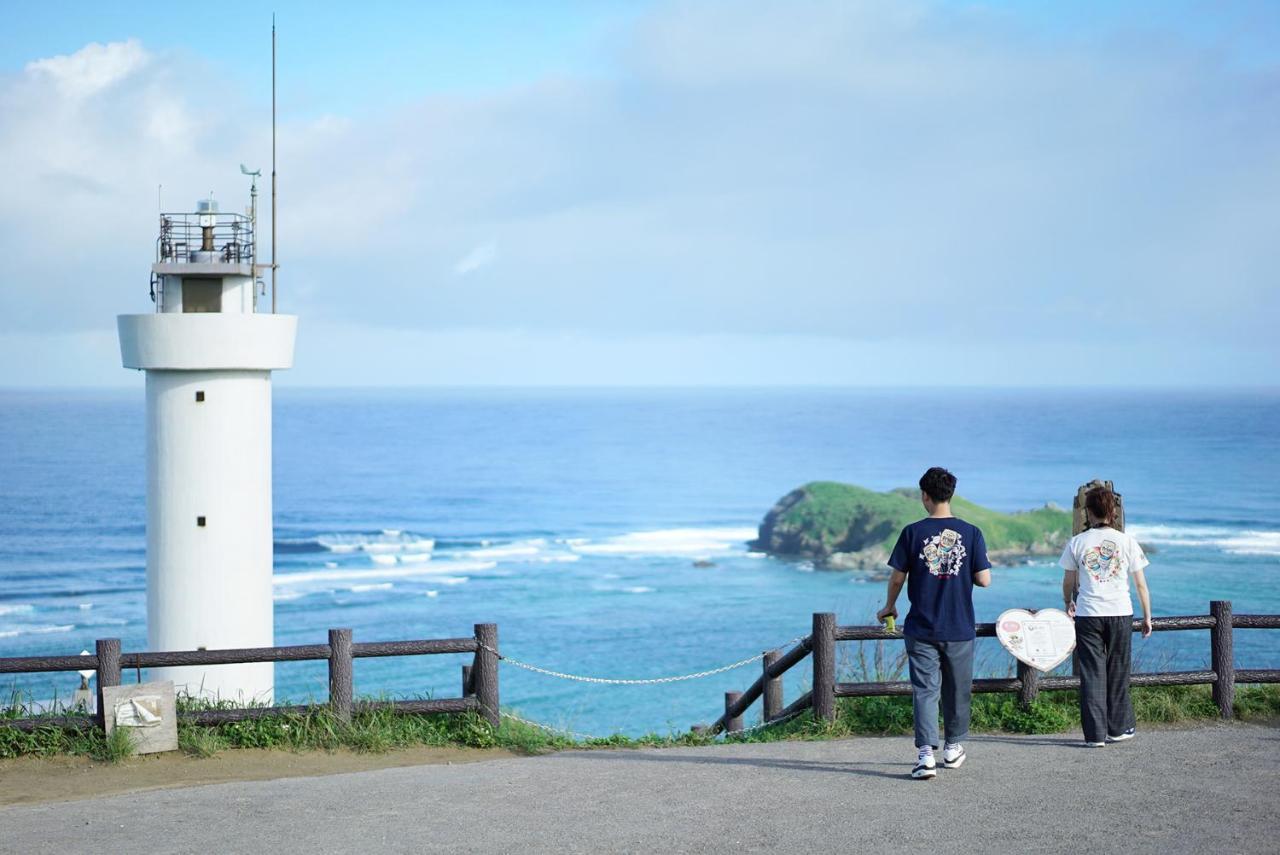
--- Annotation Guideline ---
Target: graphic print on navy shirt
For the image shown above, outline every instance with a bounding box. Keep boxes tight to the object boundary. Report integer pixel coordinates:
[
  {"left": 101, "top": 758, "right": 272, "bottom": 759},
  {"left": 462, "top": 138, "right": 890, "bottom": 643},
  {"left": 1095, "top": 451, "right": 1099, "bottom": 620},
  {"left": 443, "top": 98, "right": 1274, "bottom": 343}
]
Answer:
[
  {"left": 921, "top": 528, "right": 967, "bottom": 576},
  {"left": 888, "top": 517, "right": 990, "bottom": 641}
]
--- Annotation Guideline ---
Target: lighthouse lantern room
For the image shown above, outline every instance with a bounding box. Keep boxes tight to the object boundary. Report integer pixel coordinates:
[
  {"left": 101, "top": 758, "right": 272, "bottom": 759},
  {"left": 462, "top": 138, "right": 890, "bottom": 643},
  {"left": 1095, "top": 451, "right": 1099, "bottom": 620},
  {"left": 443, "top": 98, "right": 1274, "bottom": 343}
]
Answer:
[{"left": 118, "top": 187, "right": 296, "bottom": 703}]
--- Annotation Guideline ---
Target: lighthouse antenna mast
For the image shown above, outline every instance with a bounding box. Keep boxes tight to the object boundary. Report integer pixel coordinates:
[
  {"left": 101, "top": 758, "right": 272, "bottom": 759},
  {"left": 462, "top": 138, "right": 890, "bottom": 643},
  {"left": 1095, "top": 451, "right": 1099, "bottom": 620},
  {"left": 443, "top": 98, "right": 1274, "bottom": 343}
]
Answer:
[{"left": 271, "top": 15, "right": 278, "bottom": 313}]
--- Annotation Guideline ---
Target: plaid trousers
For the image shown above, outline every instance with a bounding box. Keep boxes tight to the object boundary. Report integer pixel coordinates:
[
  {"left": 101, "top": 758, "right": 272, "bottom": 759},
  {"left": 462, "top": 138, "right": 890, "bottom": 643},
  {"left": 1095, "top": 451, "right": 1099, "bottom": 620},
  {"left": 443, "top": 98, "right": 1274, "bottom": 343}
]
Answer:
[{"left": 1074, "top": 615, "right": 1136, "bottom": 742}]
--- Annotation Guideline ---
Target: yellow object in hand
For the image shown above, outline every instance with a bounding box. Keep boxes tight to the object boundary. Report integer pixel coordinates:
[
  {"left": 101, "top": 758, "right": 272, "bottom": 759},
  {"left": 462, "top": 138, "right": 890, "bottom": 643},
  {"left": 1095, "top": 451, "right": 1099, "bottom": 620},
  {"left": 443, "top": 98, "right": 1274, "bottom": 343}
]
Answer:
[{"left": 884, "top": 615, "right": 896, "bottom": 633}]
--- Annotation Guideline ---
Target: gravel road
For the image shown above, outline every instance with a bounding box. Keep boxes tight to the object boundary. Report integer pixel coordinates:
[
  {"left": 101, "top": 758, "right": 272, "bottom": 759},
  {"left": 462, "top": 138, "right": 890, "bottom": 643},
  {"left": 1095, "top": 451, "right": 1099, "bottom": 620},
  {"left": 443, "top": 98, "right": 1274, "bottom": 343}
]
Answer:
[{"left": 3, "top": 723, "right": 1274, "bottom": 854}]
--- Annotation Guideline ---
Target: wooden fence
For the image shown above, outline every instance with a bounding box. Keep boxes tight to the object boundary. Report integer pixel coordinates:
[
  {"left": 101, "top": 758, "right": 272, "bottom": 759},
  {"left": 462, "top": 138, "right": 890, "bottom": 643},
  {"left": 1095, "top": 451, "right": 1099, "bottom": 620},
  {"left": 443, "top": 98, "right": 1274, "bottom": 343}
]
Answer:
[
  {"left": 5, "top": 600, "right": 1278, "bottom": 739},
  {"left": 712, "top": 600, "right": 1280, "bottom": 734},
  {"left": 0, "top": 624, "right": 499, "bottom": 733}
]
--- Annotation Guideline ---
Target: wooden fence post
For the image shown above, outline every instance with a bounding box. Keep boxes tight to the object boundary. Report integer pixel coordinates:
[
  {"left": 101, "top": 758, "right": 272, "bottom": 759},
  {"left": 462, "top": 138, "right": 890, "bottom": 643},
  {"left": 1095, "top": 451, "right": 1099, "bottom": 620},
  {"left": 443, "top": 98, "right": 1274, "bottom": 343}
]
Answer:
[
  {"left": 95, "top": 638, "right": 121, "bottom": 731},
  {"left": 328, "top": 628, "right": 353, "bottom": 723},
  {"left": 762, "top": 649, "right": 782, "bottom": 722},
  {"left": 461, "top": 664, "right": 474, "bottom": 699},
  {"left": 1210, "top": 600, "right": 1234, "bottom": 720},
  {"left": 812, "top": 612, "right": 836, "bottom": 723},
  {"left": 1016, "top": 659, "right": 1039, "bottom": 710},
  {"left": 724, "top": 692, "right": 744, "bottom": 733},
  {"left": 474, "top": 623, "right": 500, "bottom": 729}
]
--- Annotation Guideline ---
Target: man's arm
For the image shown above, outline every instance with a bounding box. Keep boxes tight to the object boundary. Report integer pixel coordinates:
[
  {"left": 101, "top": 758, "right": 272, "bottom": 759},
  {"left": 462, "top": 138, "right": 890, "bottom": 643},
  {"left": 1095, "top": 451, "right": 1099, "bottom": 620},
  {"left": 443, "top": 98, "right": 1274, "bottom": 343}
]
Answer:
[
  {"left": 973, "top": 568, "right": 992, "bottom": 588},
  {"left": 876, "top": 570, "right": 908, "bottom": 622},
  {"left": 1131, "top": 568, "right": 1153, "bottom": 637},
  {"left": 1062, "top": 569, "right": 1078, "bottom": 617}
]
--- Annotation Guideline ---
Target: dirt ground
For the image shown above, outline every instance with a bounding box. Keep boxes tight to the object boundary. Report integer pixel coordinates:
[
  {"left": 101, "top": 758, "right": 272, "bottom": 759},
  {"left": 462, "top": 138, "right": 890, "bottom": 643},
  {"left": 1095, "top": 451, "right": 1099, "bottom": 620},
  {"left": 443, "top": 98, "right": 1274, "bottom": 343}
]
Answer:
[{"left": 0, "top": 745, "right": 517, "bottom": 807}]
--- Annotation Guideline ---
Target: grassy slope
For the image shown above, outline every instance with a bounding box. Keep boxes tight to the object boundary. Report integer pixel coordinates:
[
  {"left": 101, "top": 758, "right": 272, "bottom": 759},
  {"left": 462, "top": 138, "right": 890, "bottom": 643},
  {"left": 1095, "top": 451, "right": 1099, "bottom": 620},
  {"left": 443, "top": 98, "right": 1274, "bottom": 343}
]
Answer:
[
  {"left": 4, "top": 685, "right": 1277, "bottom": 760},
  {"left": 778, "top": 481, "right": 1070, "bottom": 554}
]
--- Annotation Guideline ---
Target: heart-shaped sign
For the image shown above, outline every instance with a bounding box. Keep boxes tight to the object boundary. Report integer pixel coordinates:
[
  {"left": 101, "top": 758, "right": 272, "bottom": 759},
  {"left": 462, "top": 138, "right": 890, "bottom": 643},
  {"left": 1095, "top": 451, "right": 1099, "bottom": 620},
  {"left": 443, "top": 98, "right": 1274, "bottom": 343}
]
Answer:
[{"left": 995, "top": 608, "right": 1076, "bottom": 672}]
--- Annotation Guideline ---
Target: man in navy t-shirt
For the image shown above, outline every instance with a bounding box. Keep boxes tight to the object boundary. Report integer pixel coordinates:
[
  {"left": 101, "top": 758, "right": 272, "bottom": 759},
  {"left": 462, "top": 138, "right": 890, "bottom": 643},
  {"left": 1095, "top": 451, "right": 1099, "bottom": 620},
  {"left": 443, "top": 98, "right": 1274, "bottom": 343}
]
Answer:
[{"left": 877, "top": 467, "right": 992, "bottom": 780}]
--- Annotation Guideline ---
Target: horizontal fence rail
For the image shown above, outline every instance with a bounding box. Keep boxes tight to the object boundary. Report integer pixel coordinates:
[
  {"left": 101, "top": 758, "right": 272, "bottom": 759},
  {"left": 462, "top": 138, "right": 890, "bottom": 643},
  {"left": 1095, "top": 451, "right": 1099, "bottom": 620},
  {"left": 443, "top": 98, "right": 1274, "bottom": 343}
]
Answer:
[
  {"left": 0, "top": 625, "right": 497, "bottom": 734},
  {"left": 711, "top": 601, "right": 1280, "bottom": 735}
]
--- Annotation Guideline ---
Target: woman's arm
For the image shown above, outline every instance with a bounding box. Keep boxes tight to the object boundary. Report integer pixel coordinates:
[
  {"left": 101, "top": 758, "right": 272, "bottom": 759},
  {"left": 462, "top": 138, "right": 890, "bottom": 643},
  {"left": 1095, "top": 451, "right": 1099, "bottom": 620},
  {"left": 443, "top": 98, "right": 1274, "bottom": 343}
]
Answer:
[
  {"left": 1131, "top": 568, "right": 1153, "bottom": 637},
  {"left": 1062, "top": 569, "right": 1077, "bottom": 617}
]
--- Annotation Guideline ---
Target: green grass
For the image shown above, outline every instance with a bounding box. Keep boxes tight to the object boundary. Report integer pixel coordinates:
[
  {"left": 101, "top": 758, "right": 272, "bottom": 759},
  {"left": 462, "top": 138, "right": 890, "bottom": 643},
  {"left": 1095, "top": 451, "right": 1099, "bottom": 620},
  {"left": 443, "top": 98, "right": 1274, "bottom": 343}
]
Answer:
[
  {"left": 3, "top": 684, "right": 1276, "bottom": 760},
  {"left": 719, "top": 684, "right": 1280, "bottom": 744}
]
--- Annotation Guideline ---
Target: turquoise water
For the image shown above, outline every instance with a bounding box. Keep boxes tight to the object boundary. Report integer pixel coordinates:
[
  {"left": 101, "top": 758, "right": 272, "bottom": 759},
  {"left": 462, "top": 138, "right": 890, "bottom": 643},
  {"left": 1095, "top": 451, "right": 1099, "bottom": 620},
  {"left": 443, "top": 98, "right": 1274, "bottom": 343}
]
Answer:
[{"left": 1, "top": 388, "right": 1277, "bottom": 735}]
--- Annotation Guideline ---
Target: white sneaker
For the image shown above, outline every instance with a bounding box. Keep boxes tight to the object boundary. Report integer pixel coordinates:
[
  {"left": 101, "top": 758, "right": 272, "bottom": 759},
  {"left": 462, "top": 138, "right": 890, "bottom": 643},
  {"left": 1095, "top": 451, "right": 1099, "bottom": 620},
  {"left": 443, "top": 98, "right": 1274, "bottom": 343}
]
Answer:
[
  {"left": 1084, "top": 740, "right": 1105, "bottom": 748},
  {"left": 942, "top": 743, "right": 966, "bottom": 768},
  {"left": 911, "top": 748, "right": 937, "bottom": 780},
  {"left": 1106, "top": 729, "right": 1136, "bottom": 743}
]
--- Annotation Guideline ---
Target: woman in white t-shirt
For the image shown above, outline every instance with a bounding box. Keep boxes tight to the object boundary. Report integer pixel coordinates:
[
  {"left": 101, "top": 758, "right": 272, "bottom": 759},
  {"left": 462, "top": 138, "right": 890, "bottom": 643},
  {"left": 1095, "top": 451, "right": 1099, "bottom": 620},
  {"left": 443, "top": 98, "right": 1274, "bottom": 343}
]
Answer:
[{"left": 1060, "top": 485, "right": 1153, "bottom": 747}]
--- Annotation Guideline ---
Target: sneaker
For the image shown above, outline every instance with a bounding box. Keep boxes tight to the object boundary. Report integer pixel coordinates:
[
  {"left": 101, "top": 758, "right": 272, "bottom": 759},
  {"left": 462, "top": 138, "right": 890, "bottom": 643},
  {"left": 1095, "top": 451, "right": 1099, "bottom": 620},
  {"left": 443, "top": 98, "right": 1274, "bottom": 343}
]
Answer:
[
  {"left": 942, "top": 743, "right": 966, "bottom": 768},
  {"left": 1084, "top": 740, "right": 1106, "bottom": 748},
  {"left": 911, "top": 748, "right": 937, "bottom": 780},
  {"left": 1106, "top": 729, "right": 1136, "bottom": 743}
]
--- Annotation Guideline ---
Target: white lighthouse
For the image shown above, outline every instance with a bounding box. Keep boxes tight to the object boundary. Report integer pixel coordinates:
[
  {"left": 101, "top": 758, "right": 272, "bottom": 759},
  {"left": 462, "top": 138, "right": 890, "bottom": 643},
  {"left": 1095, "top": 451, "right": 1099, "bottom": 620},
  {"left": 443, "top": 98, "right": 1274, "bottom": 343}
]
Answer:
[{"left": 118, "top": 191, "right": 295, "bottom": 702}]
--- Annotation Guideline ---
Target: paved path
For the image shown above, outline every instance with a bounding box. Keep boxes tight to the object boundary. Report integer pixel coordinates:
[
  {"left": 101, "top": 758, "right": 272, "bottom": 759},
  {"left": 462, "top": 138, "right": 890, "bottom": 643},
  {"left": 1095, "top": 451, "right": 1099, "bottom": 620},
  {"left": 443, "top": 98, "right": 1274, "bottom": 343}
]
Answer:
[{"left": 3, "top": 723, "right": 1275, "bottom": 854}]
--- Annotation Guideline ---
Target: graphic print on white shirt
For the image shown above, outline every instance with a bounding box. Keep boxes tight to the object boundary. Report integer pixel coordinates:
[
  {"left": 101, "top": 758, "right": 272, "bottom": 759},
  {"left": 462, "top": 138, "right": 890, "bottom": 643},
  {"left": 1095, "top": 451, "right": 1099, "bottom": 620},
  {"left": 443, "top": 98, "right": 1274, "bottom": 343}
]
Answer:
[
  {"left": 1081, "top": 539, "right": 1127, "bottom": 583},
  {"left": 920, "top": 529, "right": 966, "bottom": 577},
  {"left": 1060, "top": 527, "right": 1150, "bottom": 618}
]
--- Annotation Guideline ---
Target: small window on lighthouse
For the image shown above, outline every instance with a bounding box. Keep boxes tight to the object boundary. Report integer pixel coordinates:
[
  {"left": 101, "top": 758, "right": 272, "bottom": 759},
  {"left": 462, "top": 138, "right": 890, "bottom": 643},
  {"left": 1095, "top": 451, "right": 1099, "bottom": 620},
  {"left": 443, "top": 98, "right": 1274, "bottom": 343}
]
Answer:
[
  {"left": 182, "top": 279, "right": 222, "bottom": 313},
  {"left": 197, "top": 516, "right": 207, "bottom": 527},
  {"left": 195, "top": 391, "right": 205, "bottom": 402}
]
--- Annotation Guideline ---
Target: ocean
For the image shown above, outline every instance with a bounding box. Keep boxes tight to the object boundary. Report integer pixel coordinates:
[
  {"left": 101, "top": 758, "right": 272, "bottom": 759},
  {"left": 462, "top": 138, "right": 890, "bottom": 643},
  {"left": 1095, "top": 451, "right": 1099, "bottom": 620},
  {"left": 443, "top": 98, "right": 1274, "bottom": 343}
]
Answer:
[{"left": 1, "top": 387, "right": 1278, "bottom": 736}]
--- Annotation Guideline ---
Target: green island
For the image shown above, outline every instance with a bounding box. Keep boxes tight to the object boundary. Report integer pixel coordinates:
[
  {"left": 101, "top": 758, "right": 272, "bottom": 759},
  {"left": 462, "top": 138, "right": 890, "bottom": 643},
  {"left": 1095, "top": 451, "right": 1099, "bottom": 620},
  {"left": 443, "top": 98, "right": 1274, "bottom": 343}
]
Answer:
[{"left": 751, "top": 481, "right": 1072, "bottom": 570}]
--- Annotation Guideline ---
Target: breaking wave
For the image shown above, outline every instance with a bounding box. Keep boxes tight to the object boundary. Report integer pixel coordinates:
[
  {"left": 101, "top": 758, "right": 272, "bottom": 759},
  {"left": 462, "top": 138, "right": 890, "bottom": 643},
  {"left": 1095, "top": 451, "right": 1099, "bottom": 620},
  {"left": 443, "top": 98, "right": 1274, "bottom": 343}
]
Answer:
[
  {"left": 272, "top": 560, "right": 495, "bottom": 587},
  {"left": 1128, "top": 524, "right": 1280, "bottom": 557},
  {"left": 569, "top": 527, "right": 756, "bottom": 558},
  {"left": 0, "top": 624, "right": 75, "bottom": 639},
  {"left": 275, "top": 531, "right": 436, "bottom": 555}
]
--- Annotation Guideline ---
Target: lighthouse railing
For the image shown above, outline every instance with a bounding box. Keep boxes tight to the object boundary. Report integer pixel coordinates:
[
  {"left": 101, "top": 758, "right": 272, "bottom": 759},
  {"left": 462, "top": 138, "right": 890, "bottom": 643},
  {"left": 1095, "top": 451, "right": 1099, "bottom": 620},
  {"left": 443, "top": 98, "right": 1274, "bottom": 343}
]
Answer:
[{"left": 156, "top": 211, "right": 254, "bottom": 265}]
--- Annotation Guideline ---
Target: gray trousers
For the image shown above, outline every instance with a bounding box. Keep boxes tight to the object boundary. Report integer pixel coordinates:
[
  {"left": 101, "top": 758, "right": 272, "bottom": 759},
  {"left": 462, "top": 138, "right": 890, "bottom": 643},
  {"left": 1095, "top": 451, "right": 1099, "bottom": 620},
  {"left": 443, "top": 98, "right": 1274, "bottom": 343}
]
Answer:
[
  {"left": 1074, "top": 615, "right": 1136, "bottom": 743},
  {"left": 905, "top": 636, "right": 974, "bottom": 749}
]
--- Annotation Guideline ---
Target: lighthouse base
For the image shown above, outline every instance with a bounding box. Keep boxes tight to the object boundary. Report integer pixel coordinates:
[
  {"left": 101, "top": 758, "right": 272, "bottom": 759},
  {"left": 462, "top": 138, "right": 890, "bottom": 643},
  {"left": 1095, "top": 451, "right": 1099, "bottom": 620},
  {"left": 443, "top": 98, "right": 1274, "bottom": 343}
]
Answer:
[{"left": 145, "top": 368, "right": 278, "bottom": 704}]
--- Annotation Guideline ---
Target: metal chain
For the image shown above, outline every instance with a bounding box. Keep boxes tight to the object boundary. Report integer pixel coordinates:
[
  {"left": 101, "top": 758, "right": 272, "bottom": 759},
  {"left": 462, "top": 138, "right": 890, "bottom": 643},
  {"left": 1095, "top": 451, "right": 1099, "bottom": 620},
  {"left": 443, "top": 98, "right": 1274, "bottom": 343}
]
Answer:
[
  {"left": 500, "top": 712, "right": 604, "bottom": 741},
  {"left": 499, "top": 707, "right": 805, "bottom": 743},
  {"left": 729, "top": 707, "right": 805, "bottom": 736},
  {"left": 477, "top": 637, "right": 805, "bottom": 686}
]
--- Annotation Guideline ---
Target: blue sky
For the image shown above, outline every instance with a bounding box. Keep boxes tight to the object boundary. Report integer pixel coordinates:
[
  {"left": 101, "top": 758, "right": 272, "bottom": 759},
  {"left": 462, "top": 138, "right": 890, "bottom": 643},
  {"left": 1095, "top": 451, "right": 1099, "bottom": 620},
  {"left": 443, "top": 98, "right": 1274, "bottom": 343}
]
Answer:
[{"left": 1, "top": 1, "right": 1278, "bottom": 386}]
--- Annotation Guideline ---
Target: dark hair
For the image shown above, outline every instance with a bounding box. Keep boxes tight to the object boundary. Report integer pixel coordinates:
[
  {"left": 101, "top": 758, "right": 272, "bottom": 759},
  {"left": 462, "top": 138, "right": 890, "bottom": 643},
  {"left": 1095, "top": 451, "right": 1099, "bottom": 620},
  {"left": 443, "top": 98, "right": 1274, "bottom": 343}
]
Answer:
[
  {"left": 919, "top": 467, "right": 957, "bottom": 503},
  {"left": 1085, "top": 485, "right": 1117, "bottom": 527}
]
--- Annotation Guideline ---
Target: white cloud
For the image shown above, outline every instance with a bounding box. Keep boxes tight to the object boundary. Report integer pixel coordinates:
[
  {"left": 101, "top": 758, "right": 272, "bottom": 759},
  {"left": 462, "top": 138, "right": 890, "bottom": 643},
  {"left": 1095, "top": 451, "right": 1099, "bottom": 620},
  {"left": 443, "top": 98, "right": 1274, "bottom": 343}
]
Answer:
[
  {"left": 0, "top": 3, "right": 1277, "bottom": 386},
  {"left": 23, "top": 39, "right": 149, "bottom": 99},
  {"left": 453, "top": 241, "right": 498, "bottom": 275}
]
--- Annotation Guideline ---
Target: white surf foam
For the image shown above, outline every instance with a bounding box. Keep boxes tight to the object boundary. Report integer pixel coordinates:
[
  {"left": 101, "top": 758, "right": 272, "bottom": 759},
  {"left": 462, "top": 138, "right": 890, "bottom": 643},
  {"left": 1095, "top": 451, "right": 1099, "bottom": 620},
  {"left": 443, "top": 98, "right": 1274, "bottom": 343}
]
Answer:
[
  {"left": 1128, "top": 524, "right": 1280, "bottom": 556},
  {"left": 272, "top": 560, "right": 494, "bottom": 586},
  {"left": 441, "top": 538, "right": 586, "bottom": 565},
  {"left": 348, "top": 583, "right": 394, "bottom": 593},
  {"left": 0, "top": 624, "right": 75, "bottom": 639},
  {"left": 316, "top": 533, "right": 436, "bottom": 555},
  {"left": 570, "top": 527, "right": 756, "bottom": 557},
  {"left": 462, "top": 543, "right": 544, "bottom": 559},
  {"left": 0, "top": 604, "right": 35, "bottom": 616}
]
